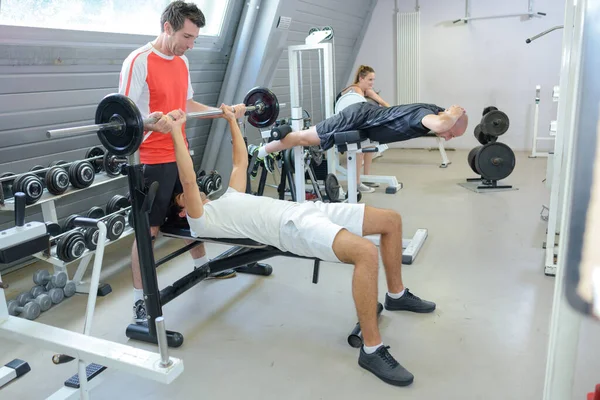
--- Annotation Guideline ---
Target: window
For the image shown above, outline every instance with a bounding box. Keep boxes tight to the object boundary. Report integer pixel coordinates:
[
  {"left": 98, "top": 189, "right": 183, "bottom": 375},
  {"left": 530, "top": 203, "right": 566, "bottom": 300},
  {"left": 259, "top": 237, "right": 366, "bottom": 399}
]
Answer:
[{"left": 0, "top": 0, "right": 230, "bottom": 37}]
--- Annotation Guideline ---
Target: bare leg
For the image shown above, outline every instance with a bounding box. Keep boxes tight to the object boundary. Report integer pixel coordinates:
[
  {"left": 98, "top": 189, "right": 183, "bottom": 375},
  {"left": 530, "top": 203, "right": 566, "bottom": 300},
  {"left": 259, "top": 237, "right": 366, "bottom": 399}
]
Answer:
[
  {"left": 362, "top": 206, "right": 404, "bottom": 294},
  {"left": 356, "top": 153, "right": 364, "bottom": 185},
  {"left": 363, "top": 152, "right": 374, "bottom": 176},
  {"left": 264, "top": 126, "right": 321, "bottom": 154},
  {"left": 332, "top": 229, "right": 381, "bottom": 346},
  {"left": 186, "top": 240, "right": 206, "bottom": 259},
  {"left": 131, "top": 226, "right": 160, "bottom": 290}
]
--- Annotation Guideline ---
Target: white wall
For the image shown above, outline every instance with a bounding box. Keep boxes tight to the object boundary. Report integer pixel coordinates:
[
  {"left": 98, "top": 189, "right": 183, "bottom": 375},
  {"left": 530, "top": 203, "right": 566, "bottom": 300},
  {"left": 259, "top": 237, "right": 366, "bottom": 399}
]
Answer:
[{"left": 351, "top": 0, "right": 566, "bottom": 151}]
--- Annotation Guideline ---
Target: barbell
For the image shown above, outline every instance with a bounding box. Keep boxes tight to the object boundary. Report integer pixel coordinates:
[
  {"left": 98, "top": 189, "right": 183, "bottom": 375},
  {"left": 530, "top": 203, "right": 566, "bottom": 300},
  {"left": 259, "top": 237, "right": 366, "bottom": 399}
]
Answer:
[{"left": 47, "top": 87, "right": 282, "bottom": 156}]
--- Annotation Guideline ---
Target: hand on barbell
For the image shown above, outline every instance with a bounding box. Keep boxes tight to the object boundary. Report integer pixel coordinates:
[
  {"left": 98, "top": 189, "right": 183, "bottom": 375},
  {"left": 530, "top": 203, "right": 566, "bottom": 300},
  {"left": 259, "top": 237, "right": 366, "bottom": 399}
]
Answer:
[
  {"left": 232, "top": 103, "right": 247, "bottom": 119},
  {"left": 167, "top": 109, "right": 186, "bottom": 127},
  {"left": 220, "top": 104, "right": 236, "bottom": 121},
  {"left": 145, "top": 111, "right": 172, "bottom": 134}
]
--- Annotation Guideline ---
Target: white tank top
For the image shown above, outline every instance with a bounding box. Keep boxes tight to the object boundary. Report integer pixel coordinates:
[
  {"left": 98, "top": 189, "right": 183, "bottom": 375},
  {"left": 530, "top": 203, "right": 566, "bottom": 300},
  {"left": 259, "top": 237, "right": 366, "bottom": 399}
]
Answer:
[{"left": 186, "top": 188, "right": 298, "bottom": 248}]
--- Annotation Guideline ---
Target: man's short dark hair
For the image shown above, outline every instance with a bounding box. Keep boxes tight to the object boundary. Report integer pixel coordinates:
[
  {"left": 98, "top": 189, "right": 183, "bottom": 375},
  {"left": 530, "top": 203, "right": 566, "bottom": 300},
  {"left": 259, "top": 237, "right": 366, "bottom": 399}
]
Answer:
[{"left": 161, "top": 1, "right": 206, "bottom": 32}]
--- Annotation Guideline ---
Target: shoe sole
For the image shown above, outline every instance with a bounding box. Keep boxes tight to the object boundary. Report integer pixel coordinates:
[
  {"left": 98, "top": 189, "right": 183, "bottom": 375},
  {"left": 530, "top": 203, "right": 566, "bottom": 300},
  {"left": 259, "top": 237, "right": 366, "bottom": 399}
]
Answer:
[
  {"left": 206, "top": 271, "right": 237, "bottom": 280},
  {"left": 384, "top": 303, "right": 436, "bottom": 313},
  {"left": 358, "top": 359, "right": 414, "bottom": 387}
]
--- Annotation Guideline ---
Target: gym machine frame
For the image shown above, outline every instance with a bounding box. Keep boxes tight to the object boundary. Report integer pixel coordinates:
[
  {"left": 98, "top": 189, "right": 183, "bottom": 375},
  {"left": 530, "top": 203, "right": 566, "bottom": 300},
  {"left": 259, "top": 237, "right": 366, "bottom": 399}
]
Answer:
[
  {"left": 0, "top": 194, "right": 183, "bottom": 399},
  {"left": 0, "top": 169, "right": 130, "bottom": 296},
  {"left": 287, "top": 34, "right": 427, "bottom": 265}
]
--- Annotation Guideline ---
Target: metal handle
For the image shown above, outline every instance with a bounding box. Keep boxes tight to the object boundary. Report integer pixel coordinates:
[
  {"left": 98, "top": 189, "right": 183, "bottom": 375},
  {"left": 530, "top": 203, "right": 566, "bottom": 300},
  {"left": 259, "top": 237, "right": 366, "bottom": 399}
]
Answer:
[{"left": 526, "top": 25, "right": 564, "bottom": 44}]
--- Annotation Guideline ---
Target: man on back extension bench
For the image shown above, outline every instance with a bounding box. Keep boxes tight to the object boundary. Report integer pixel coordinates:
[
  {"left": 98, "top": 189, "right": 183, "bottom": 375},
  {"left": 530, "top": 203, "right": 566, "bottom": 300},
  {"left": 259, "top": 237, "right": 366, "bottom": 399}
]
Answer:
[
  {"left": 249, "top": 102, "right": 468, "bottom": 166},
  {"left": 164, "top": 104, "right": 436, "bottom": 387}
]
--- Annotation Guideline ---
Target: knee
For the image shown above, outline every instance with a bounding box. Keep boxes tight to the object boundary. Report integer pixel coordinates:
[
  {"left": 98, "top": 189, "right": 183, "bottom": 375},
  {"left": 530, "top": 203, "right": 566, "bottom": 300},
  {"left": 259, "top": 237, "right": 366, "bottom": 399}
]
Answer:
[
  {"left": 389, "top": 211, "right": 402, "bottom": 231},
  {"left": 355, "top": 241, "right": 379, "bottom": 267}
]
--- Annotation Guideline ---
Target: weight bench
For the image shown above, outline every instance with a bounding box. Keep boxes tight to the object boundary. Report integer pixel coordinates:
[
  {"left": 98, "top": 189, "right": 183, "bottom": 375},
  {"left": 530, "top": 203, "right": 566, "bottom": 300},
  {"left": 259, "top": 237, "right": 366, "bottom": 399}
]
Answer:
[
  {"left": 334, "top": 130, "right": 428, "bottom": 265},
  {"left": 424, "top": 132, "right": 451, "bottom": 168},
  {"left": 126, "top": 221, "right": 327, "bottom": 348},
  {"left": 334, "top": 130, "right": 403, "bottom": 203}
]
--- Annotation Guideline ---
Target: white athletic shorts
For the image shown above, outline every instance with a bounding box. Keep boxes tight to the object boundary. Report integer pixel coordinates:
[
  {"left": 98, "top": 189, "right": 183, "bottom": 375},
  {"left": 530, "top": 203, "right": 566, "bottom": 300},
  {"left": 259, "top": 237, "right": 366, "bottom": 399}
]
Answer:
[{"left": 279, "top": 201, "right": 366, "bottom": 263}]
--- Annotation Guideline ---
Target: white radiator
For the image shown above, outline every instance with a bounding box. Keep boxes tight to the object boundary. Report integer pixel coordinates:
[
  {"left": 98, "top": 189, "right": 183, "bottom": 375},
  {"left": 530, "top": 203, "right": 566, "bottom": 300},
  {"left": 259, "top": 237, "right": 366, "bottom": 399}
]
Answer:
[{"left": 396, "top": 11, "right": 420, "bottom": 104}]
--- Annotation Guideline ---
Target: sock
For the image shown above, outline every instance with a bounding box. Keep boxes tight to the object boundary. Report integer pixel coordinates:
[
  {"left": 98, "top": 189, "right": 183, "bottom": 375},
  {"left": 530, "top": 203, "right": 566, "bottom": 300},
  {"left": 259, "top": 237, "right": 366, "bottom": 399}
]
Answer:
[
  {"left": 363, "top": 342, "right": 384, "bottom": 354},
  {"left": 133, "top": 288, "right": 144, "bottom": 304},
  {"left": 257, "top": 146, "right": 268, "bottom": 159},
  {"left": 194, "top": 255, "right": 209, "bottom": 268},
  {"left": 387, "top": 289, "right": 406, "bottom": 299}
]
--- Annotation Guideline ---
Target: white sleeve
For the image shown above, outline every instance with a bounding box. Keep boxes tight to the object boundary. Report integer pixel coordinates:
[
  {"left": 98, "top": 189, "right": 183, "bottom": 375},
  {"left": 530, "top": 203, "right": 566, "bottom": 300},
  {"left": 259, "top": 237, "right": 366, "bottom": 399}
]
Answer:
[
  {"left": 119, "top": 54, "right": 147, "bottom": 104},
  {"left": 182, "top": 55, "right": 194, "bottom": 100},
  {"left": 186, "top": 214, "right": 206, "bottom": 237}
]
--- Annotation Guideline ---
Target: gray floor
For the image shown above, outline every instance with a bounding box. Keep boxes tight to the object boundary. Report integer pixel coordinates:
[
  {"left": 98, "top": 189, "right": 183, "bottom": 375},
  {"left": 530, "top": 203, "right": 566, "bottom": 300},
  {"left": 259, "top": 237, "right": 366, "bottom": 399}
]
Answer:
[{"left": 0, "top": 148, "right": 589, "bottom": 399}]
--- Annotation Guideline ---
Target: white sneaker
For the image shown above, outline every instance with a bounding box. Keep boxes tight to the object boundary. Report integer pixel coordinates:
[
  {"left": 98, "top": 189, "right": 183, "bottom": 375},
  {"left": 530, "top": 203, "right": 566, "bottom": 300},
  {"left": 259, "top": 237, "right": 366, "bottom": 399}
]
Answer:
[
  {"left": 363, "top": 182, "right": 380, "bottom": 188},
  {"left": 359, "top": 183, "right": 375, "bottom": 193}
]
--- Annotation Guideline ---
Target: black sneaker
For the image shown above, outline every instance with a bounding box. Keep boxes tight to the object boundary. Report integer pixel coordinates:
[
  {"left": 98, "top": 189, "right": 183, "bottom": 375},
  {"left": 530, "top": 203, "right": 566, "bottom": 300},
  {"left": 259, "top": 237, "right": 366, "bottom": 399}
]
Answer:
[
  {"left": 133, "top": 299, "right": 147, "bottom": 324},
  {"left": 358, "top": 346, "right": 414, "bottom": 386},
  {"left": 384, "top": 289, "right": 436, "bottom": 313},
  {"left": 207, "top": 269, "right": 237, "bottom": 280}
]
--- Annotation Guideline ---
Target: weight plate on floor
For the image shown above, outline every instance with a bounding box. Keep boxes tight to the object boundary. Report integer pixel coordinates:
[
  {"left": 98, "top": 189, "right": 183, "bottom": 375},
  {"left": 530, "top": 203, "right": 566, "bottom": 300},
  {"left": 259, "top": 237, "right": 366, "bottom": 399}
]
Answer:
[
  {"left": 85, "top": 146, "right": 105, "bottom": 173},
  {"left": 45, "top": 166, "right": 70, "bottom": 195},
  {"left": 95, "top": 94, "right": 144, "bottom": 156},
  {"left": 481, "top": 110, "right": 509, "bottom": 137},
  {"left": 243, "top": 87, "right": 280, "bottom": 128},
  {"left": 482, "top": 106, "right": 499, "bottom": 116},
  {"left": 86, "top": 206, "right": 105, "bottom": 219},
  {"left": 474, "top": 142, "right": 516, "bottom": 181},
  {"left": 467, "top": 146, "right": 481, "bottom": 175},
  {"left": 324, "top": 173, "right": 340, "bottom": 202}
]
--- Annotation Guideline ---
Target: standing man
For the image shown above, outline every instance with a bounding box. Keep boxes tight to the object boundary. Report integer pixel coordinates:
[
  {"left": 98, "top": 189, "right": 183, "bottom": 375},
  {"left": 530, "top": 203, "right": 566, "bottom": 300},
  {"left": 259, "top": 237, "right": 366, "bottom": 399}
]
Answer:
[{"left": 119, "top": 1, "right": 246, "bottom": 323}]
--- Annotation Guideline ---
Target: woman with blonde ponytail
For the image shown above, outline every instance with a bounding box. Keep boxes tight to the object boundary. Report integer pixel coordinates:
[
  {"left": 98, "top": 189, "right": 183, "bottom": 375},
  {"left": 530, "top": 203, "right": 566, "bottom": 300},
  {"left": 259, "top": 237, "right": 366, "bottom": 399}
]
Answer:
[{"left": 337, "top": 65, "right": 391, "bottom": 193}]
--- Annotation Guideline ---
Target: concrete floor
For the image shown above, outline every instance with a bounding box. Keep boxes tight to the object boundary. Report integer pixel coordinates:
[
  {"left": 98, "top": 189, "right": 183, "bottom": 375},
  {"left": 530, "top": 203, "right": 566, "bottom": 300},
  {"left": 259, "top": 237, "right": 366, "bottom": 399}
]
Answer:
[{"left": 0, "top": 148, "right": 577, "bottom": 399}]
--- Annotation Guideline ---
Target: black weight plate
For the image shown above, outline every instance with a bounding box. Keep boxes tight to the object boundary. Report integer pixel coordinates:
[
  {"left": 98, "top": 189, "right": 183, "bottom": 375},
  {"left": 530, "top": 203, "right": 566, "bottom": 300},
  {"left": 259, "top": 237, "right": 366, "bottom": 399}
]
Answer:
[
  {"left": 243, "top": 87, "right": 280, "bottom": 128},
  {"left": 106, "top": 214, "right": 126, "bottom": 241},
  {"left": 473, "top": 124, "right": 483, "bottom": 140},
  {"left": 30, "top": 165, "right": 45, "bottom": 175},
  {"left": 86, "top": 206, "right": 105, "bottom": 219},
  {"left": 45, "top": 166, "right": 69, "bottom": 195},
  {"left": 77, "top": 161, "right": 95, "bottom": 188},
  {"left": 106, "top": 195, "right": 129, "bottom": 214},
  {"left": 49, "top": 160, "right": 67, "bottom": 168},
  {"left": 103, "top": 152, "right": 123, "bottom": 177},
  {"left": 481, "top": 110, "right": 509, "bottom": 137},
  {"left": 204, "top": 177, "right": 215, "bottom": 194},
  {"left": 66, "top": 231, "right": 86, "bottom": 261},
  {"left": 68, "top": 162, "right": 79, "bottom": 188},
  {"left": 1, "top": 172, "right": 15, "bottom": 200},
  {"left": 95, "top": 94, "right": 144, "bottom": 156},
  {"left": 84, "top": 228, "right": 99, "bottom": 251},
  {"left": 324, "top": 173, "right": 340, "bottom": 202},
  {"left": 213, "top": 174, "right": 222, "bottom": 191},
  {"left": 45, "top": 222, "right": 61, "bottom": 237},
  {"left": 85, "top": 146, "right": 105, "bottom": 173},
  {"left": 62, "top": 214, "right": 80, "bottom": 233},
  {"left": 474, "top": 142, "right": 516, "bottom": 181},
  {"left": 482, "top": 106, "right": 499, "bottom": 116},
  {"left": 127, "top": 211, "right": 134, "bottom": 228},
  {"left": 56, "top": 231, "right": 76, "bottom": 262},
  {"left": 14, "top": 173, "right": 43, "bottom": 204},
  {"left": 198, "top": 175, "right": 210, "bottom": 193},
  {"left": 476, "top": 131, "right": 490, "bottom": 145},
  {"left": 467, "top": 146, "right": 481, "bottom": 175}
]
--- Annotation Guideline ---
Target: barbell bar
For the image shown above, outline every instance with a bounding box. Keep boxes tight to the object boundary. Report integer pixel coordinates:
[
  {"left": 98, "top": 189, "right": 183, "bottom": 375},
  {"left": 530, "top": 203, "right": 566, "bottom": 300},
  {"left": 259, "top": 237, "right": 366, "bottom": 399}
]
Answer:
[{"left": 46, "top": 86, "right": 282, "bottom": 157}]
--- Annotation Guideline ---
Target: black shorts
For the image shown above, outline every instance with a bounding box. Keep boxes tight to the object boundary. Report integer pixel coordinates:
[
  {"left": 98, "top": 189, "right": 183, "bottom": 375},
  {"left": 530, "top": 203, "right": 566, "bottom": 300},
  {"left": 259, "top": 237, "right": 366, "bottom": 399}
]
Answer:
[{"left": 143, "top": 162, "right": 183, "bottom": 227}]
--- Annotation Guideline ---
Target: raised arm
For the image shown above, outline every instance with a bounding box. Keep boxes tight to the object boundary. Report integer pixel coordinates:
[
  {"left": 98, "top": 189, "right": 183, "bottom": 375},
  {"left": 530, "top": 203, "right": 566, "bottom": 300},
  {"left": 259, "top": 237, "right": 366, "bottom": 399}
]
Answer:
[
  {"left": 168, "top": 110, "right": 204, "bottom": 219},
  {"left": 221, "top": 104, "right": 248, "bottom": 193},
  {"left": 421, "top": 105, "right": 466, "bottom": 133},
  {"left": 364, "top": 88, "right": 390, "bottom": 107}
]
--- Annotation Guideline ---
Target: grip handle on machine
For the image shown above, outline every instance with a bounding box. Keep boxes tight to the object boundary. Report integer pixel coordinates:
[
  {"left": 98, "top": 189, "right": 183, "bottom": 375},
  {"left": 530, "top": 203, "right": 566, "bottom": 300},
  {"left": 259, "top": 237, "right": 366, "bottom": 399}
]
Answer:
[
  {"left": 270, "top": 124, "right": 292, "bottom": 140},
  {"left": 14, "top": 192, "right": 26, "bottom": 227},
  {"left": 73, "top": 217, "right": 101, "bottom": 229}
]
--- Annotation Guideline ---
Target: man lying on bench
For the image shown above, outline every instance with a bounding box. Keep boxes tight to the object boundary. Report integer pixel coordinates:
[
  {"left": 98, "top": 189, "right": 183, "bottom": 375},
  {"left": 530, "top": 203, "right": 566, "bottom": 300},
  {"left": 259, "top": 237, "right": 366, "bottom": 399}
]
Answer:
[
  {"left": 249, "top": 101, "right": 469, "bottom": 165},
  {"left": 165, "top": 104, "right": 435, "bottom": 387}
]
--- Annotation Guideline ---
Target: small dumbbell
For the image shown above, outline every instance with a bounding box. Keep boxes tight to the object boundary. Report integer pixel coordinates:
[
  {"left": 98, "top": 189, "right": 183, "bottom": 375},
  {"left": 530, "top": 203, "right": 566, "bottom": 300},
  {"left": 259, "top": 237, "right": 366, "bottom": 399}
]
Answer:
[
  {"left": 63, "top": 281, "right": 76, "bottom": 298},
  {"left": 16, "top": 292, "right": 33, "bottom": 306},
  {"left": 48, "top": 288, "right": 65, "bottom": 304},
  {"left": 102, "top": 151, "right": 127, "bottom": 177},
  {"left": 33, "top": 270, "right": 67, "bottom": 288},
  {"left": 0, "top": 172, "right": 44, "bottom": 205},
  {"left": 7, "top": 300, "right": 41, "bottom": 320},
  {"left": 31, "top": 285, "right": 46, "bottom": 298},
  {"left": 33, "top": 293, "right": 52, "bottom": 312}
]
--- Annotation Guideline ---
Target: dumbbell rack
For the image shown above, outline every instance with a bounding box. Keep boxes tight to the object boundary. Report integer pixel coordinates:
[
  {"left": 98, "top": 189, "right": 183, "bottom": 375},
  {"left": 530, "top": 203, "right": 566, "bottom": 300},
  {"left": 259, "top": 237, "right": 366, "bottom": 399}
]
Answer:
[{"left": 0, "top": 172, "right": 132, "bottom": 296}]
